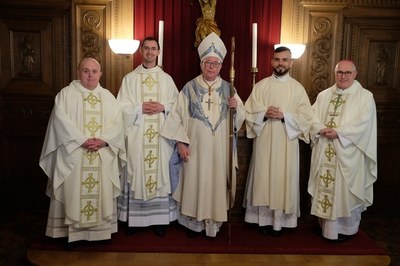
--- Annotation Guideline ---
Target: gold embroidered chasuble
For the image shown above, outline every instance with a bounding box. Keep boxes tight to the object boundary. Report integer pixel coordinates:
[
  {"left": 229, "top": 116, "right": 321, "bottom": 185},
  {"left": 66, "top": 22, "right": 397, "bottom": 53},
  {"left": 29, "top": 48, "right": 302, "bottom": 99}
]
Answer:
[
  {"left": 141, "top": 73, "right": 161, "bottom": 199},
  {"left": 80, "top": 91, "right": 103, "bottom": 227},
  {"left": 39, "top": 80, "right": 126, "bottom": 241},
  {"left": 117, "top": 65, "right": 179, "bottom": 202},
  {"left": 308, "top": 80, "right": 377, "bottom": 221},
  {"left": 311, "top": 92, "right": 348, "bottom": 220}
]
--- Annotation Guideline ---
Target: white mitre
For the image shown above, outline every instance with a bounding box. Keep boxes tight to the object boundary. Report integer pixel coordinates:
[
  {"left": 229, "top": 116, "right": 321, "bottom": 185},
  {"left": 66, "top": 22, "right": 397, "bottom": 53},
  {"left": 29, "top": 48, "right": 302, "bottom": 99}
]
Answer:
[{"left": 197, "top": 32, "right": 227, "bottom": 62}]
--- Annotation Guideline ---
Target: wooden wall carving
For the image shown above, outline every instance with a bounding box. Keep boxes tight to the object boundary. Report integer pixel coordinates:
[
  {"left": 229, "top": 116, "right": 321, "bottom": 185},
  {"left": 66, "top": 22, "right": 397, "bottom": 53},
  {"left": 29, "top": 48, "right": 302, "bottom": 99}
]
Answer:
[
  {"left": 309, "top": 16, "right": 333, "bottom": 102},
  {"left": 73, "top": 1, "right": 112, "bottom": 93},
  {"left": 0, "top": 10, "right": 70, "bottom": 96},
  {"left": 80, "top": 10, "right": 103, "bottom": 63},
  {"left": 342, "top": 14, "right": 400, "bottom": 102},
  {"left": 72, "top": 0, "right": 134, "bottom": 96}
]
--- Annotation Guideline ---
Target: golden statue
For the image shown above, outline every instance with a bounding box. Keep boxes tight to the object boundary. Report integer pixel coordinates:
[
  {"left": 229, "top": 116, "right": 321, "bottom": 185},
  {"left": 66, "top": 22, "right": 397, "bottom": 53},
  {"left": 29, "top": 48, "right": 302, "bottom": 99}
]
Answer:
[{"left": 194, "top": 0, "right": 221, "bottom": 47}]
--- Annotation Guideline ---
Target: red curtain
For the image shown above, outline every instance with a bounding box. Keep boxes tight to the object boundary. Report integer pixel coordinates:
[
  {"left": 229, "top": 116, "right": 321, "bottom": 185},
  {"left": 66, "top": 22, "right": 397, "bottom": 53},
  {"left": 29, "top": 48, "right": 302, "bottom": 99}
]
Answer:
[{"left": 133, "top": 0, "right": 282, "bottom": 100}]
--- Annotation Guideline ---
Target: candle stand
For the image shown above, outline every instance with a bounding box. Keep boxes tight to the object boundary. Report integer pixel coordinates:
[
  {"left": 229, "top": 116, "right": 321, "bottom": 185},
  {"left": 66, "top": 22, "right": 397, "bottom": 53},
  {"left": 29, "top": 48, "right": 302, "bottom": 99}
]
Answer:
[{"left": 251, "top": 67, "right": 258, "bottom": 88}]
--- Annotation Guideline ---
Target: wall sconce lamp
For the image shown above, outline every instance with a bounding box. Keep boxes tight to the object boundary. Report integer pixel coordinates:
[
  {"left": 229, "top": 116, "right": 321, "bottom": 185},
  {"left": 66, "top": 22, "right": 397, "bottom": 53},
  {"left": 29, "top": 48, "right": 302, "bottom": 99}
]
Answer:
[
  {"left": 108, "top": 39, "right": 140, "bottom": 56},
  {"left": 274, "top": 43, "right": 306, "bottom": 59}
]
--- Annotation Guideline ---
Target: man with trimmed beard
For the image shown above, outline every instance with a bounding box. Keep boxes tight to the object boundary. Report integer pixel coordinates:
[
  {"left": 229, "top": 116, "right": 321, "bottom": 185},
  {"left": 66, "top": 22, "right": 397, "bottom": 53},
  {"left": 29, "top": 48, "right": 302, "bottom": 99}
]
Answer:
[{"left": 243, "top": 46, "right": 313, "bottom": 236}]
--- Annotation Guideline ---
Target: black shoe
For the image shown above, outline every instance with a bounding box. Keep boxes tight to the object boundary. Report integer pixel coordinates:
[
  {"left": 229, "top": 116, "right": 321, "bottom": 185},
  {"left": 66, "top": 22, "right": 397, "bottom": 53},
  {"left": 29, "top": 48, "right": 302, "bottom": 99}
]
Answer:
[
  {"left": 64, "top": 241, "right": 76, "bottom": 251},
  {"left": 271, "top": 229, "right": 283, "bottom": 237},
  {"left": 259, "top": 226, "right": 272, "bottom": 235},
  {"left": 336, "top": 234, "right": 352, "bottom": 242},
  {"left": 186, "top": 229, "right": 200, "bottom": 238},
  {"left": 326, "top": 234, "right": 353, "bottom": 242},
  {"left": 99, "top": 239, "right": 112, "bottom": 245},
  {"left": 126, "top": 227, "right": 137, "bottom": 236},
  {"left": 154, "top": 225, "right": 167, "bottom": 237},
  {"left": 314, "top": 226, "right": 322, "bottom": 236}
]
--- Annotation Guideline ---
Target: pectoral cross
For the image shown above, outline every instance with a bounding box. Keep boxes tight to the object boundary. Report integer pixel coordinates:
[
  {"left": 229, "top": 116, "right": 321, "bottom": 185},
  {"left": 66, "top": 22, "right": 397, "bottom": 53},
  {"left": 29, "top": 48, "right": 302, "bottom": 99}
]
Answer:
[
  {"left": 202, "top": 76, "right": 217, "bottom": 111},
  {"left": 205, "top": 97, "right": 213, "bottom": 111}
]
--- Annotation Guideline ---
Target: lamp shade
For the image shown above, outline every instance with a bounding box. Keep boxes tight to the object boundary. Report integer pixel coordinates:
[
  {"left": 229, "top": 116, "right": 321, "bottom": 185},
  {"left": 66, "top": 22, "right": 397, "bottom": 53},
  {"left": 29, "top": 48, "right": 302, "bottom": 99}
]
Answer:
[
  {"left": 108, "top": 39, "right": 140, "bottom": 55},
  {"left": 274, "top": 43, "right": 306, "bottom": 59}
]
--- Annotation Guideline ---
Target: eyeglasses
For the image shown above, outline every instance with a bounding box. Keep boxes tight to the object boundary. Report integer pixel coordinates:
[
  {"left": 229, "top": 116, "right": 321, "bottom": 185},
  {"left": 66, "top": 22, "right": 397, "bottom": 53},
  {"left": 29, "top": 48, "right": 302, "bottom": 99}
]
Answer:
[
  {"left": 336, "top": 71, "right": 353, "bottom": 77},
  {"left": 202, "top": 61, "right": 222, "bottom": 68}
]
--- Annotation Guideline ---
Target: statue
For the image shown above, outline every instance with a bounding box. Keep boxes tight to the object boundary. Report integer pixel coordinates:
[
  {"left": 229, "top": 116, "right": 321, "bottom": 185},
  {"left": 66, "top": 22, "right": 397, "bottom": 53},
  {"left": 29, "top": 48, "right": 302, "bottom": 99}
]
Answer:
[
  {"left": 194, "top": 0, "right": 221, "bottom": 47},
  {"left": 375, "top": 45, "right": 389, "bottom": 85},
  {"left": 20, "top": 37, "right": 35, "bottom": 75}
]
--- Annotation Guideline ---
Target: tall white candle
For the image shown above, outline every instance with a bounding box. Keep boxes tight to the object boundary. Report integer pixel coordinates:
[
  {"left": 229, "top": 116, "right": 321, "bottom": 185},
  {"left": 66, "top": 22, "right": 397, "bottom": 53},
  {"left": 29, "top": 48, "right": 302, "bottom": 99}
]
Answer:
[
  {"left": 158, "top": 20, "right": 164, "bottom": 66},
  {"left": 252, "top": 23, "right": 257, "bottom": 68}
]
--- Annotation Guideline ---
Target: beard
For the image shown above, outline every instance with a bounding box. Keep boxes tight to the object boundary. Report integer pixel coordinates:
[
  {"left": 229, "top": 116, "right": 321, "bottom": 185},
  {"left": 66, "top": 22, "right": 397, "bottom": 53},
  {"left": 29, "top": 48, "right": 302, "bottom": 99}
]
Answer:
[{"left": 273, "top": 66, "right": 290, "bottom": 77}]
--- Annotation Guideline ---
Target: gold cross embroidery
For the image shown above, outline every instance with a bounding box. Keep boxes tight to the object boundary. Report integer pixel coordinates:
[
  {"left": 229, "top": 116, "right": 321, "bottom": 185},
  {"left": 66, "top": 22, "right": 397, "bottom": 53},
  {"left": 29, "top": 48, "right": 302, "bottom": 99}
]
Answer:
[
  {"left": 330, "top": 95, "right": 346, "bottom": 113},
  {"left": 142, "top": 74, "right": 157, "bottom": 90},
  {"left": 325, "top": 117, "right": 337, "bottom": 128},
  {"left": 324, "top": 143, "right": 336, "bottom": 162},
  {"left": 85, "top": 151, "right": 99, "bottom": 165},
  {"left": 319, "top": 169, "right": 335, "bottom": 188},
  {"left": 144, "top": 150, "right": 158, "bottom": 168},
  {"left": 82, "top": 173, "right": 98, "bottom": 193},
  {"left": 318, "top": 195, "right": 333, "bottom": 213},
  {"left": 84, "top": 92, "right": 101, "bottom": 108},
  {"left": 85, "top": 117, "right": 102, "bottom": 137},
  {"left": 81, "top": 200, "right": 97, "bottom": 220},
  {"left": 144, "top": 125, "right": 158, "bottom": 143},
  {"left": 145, "top": 175, "right": 157, "bottom": 193}
]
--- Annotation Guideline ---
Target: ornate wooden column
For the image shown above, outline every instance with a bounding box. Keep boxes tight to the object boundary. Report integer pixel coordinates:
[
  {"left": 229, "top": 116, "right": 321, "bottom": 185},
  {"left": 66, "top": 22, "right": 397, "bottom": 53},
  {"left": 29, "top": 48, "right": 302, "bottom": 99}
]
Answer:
[{"left": 72, "top": 0, "right": 134, "bottom": 95}]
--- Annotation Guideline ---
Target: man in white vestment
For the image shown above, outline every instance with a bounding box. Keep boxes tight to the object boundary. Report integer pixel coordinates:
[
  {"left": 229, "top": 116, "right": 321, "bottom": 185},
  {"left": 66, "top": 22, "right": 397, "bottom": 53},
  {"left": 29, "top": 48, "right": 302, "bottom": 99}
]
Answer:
[
  {"left": 243, "top": 46, "right": 313, "bottom": 236},
  {"left": 117, "top": 37, "right": 179, "bottom": 237},
  {"left": 39, "top": 58, "right": 126, "bottom": 247},
  {"left": 160, "top": 32, "right": 245, "bottom": 237},
  {"left": 308, "top": 60, "right": 377, "bottom": 241}
]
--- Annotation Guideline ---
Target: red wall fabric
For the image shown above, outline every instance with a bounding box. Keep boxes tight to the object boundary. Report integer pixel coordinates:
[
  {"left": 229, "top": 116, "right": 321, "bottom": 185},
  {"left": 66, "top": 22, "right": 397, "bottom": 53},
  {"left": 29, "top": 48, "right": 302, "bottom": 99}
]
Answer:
[{"left": 133, "top": 0, "right": 282, "bottom": 100}]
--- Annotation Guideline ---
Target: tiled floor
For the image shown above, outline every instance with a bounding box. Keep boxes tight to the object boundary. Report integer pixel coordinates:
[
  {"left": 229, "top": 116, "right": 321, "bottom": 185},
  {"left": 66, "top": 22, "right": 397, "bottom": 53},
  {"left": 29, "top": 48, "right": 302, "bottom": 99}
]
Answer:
[{"left": 0, "top": 208, "right": 398, "bottom": 266}]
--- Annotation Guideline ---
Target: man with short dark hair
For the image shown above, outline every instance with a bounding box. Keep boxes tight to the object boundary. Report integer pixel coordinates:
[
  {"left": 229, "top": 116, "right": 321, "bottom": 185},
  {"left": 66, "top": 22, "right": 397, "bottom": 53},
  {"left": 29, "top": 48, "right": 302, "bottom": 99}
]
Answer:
[
  {"left": 117, "top": 37, "right": 179, "bottom": 237},
  {"left": 243, "top": 46, "right": 313, "bottom": 236}
]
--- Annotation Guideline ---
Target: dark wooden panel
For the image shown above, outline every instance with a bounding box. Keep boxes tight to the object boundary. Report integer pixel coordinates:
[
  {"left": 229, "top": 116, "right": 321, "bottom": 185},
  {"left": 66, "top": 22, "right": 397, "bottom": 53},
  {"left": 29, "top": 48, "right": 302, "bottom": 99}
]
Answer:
[
  {"left": 0, "top": 134, "right": 49, "bottom": 209},
  {"left": 342, "top": 13, "right": 400, "bottom": 214},
  {"left": 0, "top": 1, "right": 70, "bottom": 209}
]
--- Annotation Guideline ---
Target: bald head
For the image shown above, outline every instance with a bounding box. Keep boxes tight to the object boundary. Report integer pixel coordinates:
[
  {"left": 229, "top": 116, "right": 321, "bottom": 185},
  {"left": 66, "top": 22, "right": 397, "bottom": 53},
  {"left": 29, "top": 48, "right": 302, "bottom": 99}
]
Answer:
[
  {"left": 78, "top": 57, "right": 101, "bottom": 72},
  {"left": 77, "top": 57, "right": 102, "bottom": 90},
  {"left": 334, "top": 60, "right": 357, "bottom": 90}
]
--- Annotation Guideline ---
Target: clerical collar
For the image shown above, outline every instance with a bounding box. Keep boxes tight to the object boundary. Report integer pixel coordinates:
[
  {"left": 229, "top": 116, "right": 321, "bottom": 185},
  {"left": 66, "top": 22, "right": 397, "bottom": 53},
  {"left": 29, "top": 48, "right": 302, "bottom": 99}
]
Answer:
[
  {"left": 335, "top": 82, "right": 357, "bottom": 95},
  {"left": 272, "top": 73, "right": 290, "bottom": 81},
  {"left": 142, "top": 64, "right": 157, "bottom": 69}
]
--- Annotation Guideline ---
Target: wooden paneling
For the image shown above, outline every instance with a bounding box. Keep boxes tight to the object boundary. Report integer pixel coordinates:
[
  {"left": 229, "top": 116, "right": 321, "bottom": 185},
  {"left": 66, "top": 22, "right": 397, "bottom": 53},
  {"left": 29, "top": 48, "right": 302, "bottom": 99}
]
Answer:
[{"left": 0, "top": 0, "right": 70, "bottom": 209}]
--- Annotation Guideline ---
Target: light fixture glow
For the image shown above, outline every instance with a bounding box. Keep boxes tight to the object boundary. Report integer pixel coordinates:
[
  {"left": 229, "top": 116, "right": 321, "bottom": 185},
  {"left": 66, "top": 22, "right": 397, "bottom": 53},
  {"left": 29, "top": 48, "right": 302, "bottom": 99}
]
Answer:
[
  {"left": 108, "top": 39, "right": 140, "bottom": 55},
  {"left": 274, "top": 43, "right": 306, "bottom": 59}
]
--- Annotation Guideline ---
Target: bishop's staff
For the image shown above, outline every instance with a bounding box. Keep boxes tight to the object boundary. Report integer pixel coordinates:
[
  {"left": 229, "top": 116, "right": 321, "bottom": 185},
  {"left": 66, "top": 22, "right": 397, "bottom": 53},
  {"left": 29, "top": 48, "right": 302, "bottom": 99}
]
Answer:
[{"left": 227, "top": 36, "right": 236, "bottom": 244}]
